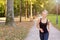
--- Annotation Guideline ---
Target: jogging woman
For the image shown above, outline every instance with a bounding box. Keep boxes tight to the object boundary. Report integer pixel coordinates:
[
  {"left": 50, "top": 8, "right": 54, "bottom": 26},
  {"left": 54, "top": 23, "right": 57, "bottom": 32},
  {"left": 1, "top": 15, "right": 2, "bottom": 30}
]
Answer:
[{"left": 37, "top": 10, "right": 50, "bottom": 40}]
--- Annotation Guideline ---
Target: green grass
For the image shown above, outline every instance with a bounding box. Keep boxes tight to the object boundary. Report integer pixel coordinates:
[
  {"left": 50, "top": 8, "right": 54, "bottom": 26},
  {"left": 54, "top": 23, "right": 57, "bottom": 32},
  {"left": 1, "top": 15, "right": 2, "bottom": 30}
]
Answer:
[{"left": 48, "top": 14, "right": 60, "bottom": 30}]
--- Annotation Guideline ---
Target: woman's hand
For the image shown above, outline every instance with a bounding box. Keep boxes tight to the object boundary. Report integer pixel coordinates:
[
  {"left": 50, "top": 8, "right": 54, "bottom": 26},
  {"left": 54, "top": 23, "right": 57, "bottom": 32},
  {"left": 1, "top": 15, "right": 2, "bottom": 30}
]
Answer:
[{"left": 40, "top": 28, "right": 44, "bottom": 33}]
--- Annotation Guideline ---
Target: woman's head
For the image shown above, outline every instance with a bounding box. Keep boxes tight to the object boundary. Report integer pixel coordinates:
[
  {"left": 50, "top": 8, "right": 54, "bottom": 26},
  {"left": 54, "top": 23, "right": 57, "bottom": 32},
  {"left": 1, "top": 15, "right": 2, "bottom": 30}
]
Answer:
[{"left": 41, "top": 10, "right": 48, "bottom": 18}]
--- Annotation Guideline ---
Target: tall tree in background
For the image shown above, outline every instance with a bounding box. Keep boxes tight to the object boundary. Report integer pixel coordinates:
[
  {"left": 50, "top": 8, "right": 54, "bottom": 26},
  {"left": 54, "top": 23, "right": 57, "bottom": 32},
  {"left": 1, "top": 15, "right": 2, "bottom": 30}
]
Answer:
[
  {"left": 20, "top": 0, "right": 22, "bottom": 22},
  {"left": 5, "top": 0, "right": 14, "bottom": 26}
]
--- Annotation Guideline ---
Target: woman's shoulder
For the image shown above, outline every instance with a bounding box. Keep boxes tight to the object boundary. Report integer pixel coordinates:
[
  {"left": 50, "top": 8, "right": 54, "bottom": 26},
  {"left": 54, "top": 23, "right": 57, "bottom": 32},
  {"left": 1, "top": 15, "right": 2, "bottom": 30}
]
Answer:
[
  {"left": 47, "top": 19, "right": 51, "bottom": 24},
  {"left": 47, "top": 19, "right": 50, "bottom": 22},
  {"left": 37, "top": 18, "right": 42, "bottom": 22}
]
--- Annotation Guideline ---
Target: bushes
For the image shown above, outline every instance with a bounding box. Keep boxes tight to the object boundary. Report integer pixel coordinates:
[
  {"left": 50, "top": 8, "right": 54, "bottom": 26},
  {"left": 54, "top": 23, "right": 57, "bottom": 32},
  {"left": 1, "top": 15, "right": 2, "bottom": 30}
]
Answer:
[{"left": 0, "top": 4, "right": 5, "bottom": 17}]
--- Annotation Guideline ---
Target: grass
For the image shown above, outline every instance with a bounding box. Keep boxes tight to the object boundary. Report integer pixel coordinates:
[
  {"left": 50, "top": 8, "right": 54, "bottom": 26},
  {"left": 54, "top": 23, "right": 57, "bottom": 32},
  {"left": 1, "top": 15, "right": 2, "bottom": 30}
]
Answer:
[
  {"left": 48, "top": 14, "right": 60, "bottom": 30},
  {"left": 0, "top": 21, "right": 33, "bottom": 40}
]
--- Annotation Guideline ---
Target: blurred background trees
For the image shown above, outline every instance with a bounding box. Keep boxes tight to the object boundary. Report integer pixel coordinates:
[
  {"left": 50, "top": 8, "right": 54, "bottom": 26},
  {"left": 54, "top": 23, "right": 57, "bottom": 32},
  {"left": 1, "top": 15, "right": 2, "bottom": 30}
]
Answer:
[
  {"left": 0, "top": 0, "right": 6, "bottom": 17},
  {"left": 0, "top": 0, "right": 60, "bottom": 26},
  {"left": 0, "top": 0, "right": 60, "bottom": 17}
]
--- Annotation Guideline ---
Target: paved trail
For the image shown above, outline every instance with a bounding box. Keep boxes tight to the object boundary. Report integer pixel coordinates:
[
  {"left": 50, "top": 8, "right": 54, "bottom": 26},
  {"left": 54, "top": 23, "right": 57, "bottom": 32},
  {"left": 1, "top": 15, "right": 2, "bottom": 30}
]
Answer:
[{"left": 24, "top": 19, "right": 60, "bottom": 40}]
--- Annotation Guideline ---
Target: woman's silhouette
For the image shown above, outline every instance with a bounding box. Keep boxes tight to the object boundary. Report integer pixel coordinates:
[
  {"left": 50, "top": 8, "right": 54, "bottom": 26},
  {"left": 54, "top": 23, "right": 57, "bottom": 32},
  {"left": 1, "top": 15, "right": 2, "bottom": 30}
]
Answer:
[{"left": 36, "top": 10, "right": 50, "bottom": 40}]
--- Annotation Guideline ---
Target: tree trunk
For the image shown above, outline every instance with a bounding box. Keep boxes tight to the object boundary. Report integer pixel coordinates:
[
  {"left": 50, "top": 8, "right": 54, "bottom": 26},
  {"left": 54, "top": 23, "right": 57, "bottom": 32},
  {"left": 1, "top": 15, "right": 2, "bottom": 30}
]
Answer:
[
  {"left": 5, "top": 0, "right": 14, "bottom": 26},
  {"left": 25, "top": 1, "right": 28, "bottom": 21},
  {"left": 20, "top": 0, "right": 22, "bottom": 22}
]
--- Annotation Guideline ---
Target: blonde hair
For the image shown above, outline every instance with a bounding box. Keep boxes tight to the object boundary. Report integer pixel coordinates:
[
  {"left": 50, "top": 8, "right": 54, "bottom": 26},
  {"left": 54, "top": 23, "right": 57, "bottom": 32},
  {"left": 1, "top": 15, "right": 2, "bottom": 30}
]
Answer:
[{"left": 42, "top": 10, "right": 48, "bottom": 14}]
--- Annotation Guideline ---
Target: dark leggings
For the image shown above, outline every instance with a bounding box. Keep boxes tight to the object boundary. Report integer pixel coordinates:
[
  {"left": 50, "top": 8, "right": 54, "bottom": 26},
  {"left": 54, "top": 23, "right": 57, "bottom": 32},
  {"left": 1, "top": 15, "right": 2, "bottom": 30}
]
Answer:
[{"left": 39, "top": 32, "right": 49, "bottom": 40}]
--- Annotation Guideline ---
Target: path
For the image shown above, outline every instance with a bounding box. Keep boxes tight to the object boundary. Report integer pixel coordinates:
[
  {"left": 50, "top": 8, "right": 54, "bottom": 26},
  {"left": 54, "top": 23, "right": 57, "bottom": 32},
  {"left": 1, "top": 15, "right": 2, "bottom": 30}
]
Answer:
[
  {"left": 0, "top": 17, "right": 31, "bottom": 22},
  {"left": 24, "top": 19, "right": 60, "bottom": 40}
]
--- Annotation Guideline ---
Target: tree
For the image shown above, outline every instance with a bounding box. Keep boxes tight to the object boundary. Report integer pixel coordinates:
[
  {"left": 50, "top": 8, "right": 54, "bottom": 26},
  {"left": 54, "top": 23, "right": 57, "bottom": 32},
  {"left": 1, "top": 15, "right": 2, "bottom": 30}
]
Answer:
[
  {"left": 5, "top": 0, "right": 14, "bottom": 26},
  {"left": 20, "top": 0, "right": 22, "bottom": 22}
]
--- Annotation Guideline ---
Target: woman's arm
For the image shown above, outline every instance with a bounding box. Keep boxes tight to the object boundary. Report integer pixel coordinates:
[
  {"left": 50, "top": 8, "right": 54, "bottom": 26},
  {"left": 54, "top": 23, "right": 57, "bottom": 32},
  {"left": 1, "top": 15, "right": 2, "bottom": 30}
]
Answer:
[
  {"left": 36, "top": 19, "right": 40, "bottom": 30},
  {"left": 47, "top": 19, "right": 50, "bottom": 32}
]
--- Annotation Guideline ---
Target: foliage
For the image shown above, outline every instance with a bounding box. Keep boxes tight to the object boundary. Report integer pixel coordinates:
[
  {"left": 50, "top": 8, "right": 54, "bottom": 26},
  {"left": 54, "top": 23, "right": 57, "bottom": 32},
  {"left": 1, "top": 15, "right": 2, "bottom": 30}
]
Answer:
[
  {"left": 0, "top": 0, "right": 60, "bottom": 17},
  {"left": 0, "top": 0, "right": 5, "bottom": 17}
]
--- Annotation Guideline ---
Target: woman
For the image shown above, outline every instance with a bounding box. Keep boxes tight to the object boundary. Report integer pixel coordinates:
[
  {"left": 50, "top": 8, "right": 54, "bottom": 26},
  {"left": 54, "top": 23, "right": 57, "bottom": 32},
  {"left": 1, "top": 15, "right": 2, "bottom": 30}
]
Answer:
[{"left": 36, "top": 10, "right": 50, "bottom": 40}]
